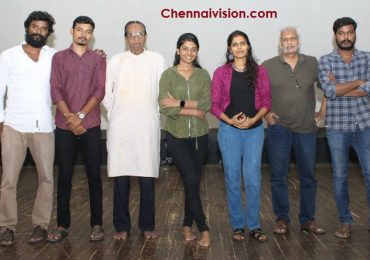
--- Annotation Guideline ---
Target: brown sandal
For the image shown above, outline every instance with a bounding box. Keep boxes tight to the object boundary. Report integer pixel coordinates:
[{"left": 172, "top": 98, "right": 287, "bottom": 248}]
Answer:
[
  {"left": 301, "top": 220, "right": 325, "bottom": 234},
  {"left": 273, "top": 219, "right": 288, "bottom": 235},
  {"left": 249, "top": 229, "right": 268, "bottom": 242},
  {"left": 334, "top": 224, "right": 351, "bottom": 238},
  {"left": 232, "top": 229, "right": 245, "bottom": 242}
]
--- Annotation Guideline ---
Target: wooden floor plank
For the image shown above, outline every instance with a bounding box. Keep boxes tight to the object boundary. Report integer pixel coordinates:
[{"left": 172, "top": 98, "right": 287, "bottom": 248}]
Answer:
[{"left": 0, "top": 164, "right": 369, "bottom": 259}]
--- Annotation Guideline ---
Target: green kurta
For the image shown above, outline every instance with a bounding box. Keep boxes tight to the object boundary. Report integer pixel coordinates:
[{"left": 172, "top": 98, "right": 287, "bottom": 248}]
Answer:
[{"left": 159, "top": 66, "right": 211, "bottom": 138}]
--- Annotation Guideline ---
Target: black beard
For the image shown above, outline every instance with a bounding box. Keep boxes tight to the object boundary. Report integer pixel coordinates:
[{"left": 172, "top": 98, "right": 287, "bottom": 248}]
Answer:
[
  {"left": 25, "top": 32, "right": 48, "bottom": 48},
  {"left": 336, "top": 39, "right": 355, "bottom": 51}
]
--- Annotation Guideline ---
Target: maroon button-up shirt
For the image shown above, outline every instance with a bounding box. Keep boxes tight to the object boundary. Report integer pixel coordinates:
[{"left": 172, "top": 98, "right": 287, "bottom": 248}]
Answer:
[{"left": 51, "top": 46, "right": 106, "bottom": 130}]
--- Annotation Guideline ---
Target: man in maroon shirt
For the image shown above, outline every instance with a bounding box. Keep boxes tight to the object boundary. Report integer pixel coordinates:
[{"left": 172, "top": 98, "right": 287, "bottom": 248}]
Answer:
[{"left": 47, "top": 16, "right": 106, "bottom": 242}]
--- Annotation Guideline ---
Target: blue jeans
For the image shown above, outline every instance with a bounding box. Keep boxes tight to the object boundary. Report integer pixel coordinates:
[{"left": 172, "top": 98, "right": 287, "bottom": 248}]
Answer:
[
  {"left": 267, "top": 123, "right": 317, "bottom": 224},
  {"left": 218, "top": 122, "right": 264, "bottom": 231},
  {"left": 327, "top": 127, "right": 370, "bottom": 225}
]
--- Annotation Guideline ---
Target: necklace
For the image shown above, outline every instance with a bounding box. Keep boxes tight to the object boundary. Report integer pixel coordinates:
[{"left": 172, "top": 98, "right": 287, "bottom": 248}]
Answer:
[{"left": 232, "top": 63, "right": 246, "bottom": 72}]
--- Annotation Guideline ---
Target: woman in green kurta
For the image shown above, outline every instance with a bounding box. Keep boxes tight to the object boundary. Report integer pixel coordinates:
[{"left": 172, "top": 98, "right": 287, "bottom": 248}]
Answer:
[{"left": 158, "top": 33, "right": 211, "bottom": 247}]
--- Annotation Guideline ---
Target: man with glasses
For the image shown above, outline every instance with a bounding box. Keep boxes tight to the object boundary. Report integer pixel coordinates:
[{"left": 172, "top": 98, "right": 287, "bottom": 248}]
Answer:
[
  {"left": 319, "top": 17, "right": 370, "bottom": 238},
  {"left": 262, "top": 27, "right": 326, "bottom": 235},
  {"left": 103, "top": 21, "right": 166, "bottom": 240}
]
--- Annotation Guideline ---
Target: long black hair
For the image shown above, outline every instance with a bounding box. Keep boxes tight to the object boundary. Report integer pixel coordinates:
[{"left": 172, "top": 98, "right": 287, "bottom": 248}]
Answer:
[
  {"left": 226, "top": 30, "right": 258, "bottom": 87},
  {"left": 173, "top": 33, "right": 202, "bottom": 68}
]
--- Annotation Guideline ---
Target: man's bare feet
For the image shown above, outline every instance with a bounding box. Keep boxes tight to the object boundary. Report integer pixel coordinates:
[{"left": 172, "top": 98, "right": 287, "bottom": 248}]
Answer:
[
  {"left": 113, "top": 231, "right": 128, "bottom": 240},
  {"left": 198, "top": 231, "right": 210, "bottom": 247},
  {"left": 183, "top": 226, "right": 196, "bottom": 241},
  {"left": 143, "top": 230, "right": 160, "bottom": 240}
]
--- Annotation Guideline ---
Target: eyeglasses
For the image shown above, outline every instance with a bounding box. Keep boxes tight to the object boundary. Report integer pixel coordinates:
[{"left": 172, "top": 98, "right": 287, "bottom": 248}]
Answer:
[{"left": 126, "top": 31, "right": 145, "bottom": 39}]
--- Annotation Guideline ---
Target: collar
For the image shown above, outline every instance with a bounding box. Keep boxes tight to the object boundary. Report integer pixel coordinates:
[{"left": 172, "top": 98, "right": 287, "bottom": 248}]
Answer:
[
  {"left": 67, "top": 44, "right": 93, "bottom": 56},
  {"left": 278, "top": 53, "right": 305, "bottom": 64},
  {"left": 128, "top": 48, "right": 146, "bottom": 56},
  {"left": 333, "top": 48, "right": 359, "bottom": 58}
]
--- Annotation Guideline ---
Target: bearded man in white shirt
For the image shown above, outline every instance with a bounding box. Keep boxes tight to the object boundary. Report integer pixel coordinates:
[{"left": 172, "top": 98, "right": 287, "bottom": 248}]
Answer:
[{"left": 0, "top": 11, "right": 56, "bottom": 247}]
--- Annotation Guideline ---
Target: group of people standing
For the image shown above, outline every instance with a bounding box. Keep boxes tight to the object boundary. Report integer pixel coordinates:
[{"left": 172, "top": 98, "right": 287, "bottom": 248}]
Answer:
[{"left": 0, "top": 10, "right": 369, "bottom": 249}]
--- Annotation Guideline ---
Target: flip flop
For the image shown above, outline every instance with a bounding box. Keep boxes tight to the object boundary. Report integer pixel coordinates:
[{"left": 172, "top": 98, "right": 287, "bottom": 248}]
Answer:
[{"left": 46, "top": 228, "right": 68, "bottom": 242}]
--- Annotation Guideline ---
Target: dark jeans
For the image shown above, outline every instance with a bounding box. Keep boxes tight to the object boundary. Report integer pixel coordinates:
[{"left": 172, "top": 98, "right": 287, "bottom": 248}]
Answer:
[
  {"left": 267, "top": 123, "right": 317, "bottom": 224},
  {"left": 113, "top": 176, "right": 155, "bottom": 233},
  {"left": 55, "top": 126, "right": 103, "bottom": 229},
  {"left": 166, "top": 132, "right": 209, "bottom": 232}
]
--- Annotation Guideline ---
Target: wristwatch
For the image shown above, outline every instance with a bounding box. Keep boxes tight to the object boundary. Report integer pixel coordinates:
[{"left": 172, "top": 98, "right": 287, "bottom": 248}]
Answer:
[
  {"left": 180, "top": 100, "right": 185, "bottom": 108},
  {"left": 77, "top": 112, "right": 85, "bottom": 120}
]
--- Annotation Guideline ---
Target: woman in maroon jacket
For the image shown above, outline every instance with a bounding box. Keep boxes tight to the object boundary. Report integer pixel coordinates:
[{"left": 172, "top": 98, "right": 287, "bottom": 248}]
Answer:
[{"left": 211, "top": 30, "right": 271, "bottom": 242}]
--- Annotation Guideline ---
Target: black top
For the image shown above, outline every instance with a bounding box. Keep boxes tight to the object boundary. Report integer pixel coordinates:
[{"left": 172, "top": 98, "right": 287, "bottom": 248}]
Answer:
[{"left": 224, "top": 70, "right": 261, "bottom": 129}]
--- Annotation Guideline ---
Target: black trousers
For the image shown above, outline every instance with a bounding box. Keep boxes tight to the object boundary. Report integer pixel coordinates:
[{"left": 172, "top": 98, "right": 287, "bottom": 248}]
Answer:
[
  {"left": 55, "top": 126, "right": 103, "bottom": 229},
  {"left": 113, "top": 176, "right": 155, "bottom": 233},
  {"left": 166, "top": 132, "right": 209, "bottom": 232}
]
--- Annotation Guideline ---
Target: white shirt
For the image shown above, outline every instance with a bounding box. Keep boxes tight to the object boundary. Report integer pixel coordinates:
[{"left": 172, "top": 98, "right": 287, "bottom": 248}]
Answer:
[
  {"left": 103, "top": 50, "right": 167, "bottom": 177},
  {"left": 0, "top": 43, "right": 56, "bottom": 133}
]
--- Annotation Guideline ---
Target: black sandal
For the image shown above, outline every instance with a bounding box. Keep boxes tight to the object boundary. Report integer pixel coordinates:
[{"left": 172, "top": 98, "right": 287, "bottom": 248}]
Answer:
[
  {"left": 28, "top": 225, "right": 47, "bottom": 244},
  {"left": 0, "top": 228, "right": 14, "bottom": 247},
  {"left": 232, "top": 228, "right": 245, "bottom": 242},
  {"left": 249, "top": 229, "right": 268, "bottom": 242}
]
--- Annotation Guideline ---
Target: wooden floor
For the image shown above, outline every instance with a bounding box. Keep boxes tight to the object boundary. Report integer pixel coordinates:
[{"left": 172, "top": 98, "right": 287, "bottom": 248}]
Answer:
[{"left": 0, "top": 164, "right": 369, "bottom": 260}]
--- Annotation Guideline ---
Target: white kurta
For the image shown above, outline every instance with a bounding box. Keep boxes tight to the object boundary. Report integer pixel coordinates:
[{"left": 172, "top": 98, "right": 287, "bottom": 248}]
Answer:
[{"left": 103, "top": 50, "right": 166, "bottom": 178}]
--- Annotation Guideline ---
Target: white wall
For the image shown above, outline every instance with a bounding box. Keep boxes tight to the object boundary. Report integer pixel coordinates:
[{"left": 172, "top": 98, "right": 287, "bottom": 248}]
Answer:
[{"left": 1, "top": 0, "right": 370, "bottom": 128}]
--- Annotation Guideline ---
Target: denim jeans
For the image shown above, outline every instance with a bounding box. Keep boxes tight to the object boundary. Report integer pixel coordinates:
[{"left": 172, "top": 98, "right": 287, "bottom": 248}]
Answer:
[
  {"left": 327, "top": 126, "right": 370, "bottom": 225},
  {"left": 166, "top": 132, "right": 209, "bottom": 232},
  {"left": 267, "top": 123, "right": 317, "bottom": 224},
  {"left": 113, "top": 176, "right": 155, "bottom": 233},
  {"left": 55, "top": 127, "right": 103, "bottom": 229},
  {"left": 218, "top": 122, "right": 264, "bottom": 231}
]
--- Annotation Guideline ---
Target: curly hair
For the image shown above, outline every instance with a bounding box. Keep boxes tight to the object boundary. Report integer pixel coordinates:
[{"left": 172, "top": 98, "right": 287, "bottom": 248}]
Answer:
[
  {"left": 24, "top": 11, "right": 55, "bottom": 35},
  {"left": 225, "top": 30, "right": 258, "bottom": 88}
]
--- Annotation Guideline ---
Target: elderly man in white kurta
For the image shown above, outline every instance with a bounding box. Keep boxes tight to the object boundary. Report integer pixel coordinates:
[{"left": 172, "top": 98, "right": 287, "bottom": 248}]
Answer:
[{"left": 103, "top": 21, "right": 166, "bottom": 241}]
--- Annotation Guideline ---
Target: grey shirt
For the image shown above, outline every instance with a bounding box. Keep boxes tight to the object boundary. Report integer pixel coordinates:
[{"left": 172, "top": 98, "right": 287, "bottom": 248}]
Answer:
[{"left": 262, "top": 54, "right": 319, "bottom": 133}]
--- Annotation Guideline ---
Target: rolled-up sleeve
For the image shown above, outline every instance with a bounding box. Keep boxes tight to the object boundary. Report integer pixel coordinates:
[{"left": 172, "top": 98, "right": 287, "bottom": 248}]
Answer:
[
  {"left": 158, "top": 70, "right": 181, "bottom": 117},
  {"left": 50, "top": 54, "right": 64, "bottom": 104},
  {"left": 196, "top": 70, "right": 211, "bottom": 112},
  {"left": 318, "top": 56, "right": 337, "bottom": 99},
  {"left": 92, "top": 56, "right": 106, "bottom": 101},
  {"left": 359, "top": 57, "right": 370, "bottom": 94},
  {"left": 0, "top": 52, "right": 9, "bottom": 122}
]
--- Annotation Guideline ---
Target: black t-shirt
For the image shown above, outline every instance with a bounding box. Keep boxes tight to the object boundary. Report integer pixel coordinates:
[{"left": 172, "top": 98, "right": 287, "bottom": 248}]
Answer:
[{"left": 224, "top": 70, "right": 261, "bottom": 128}]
